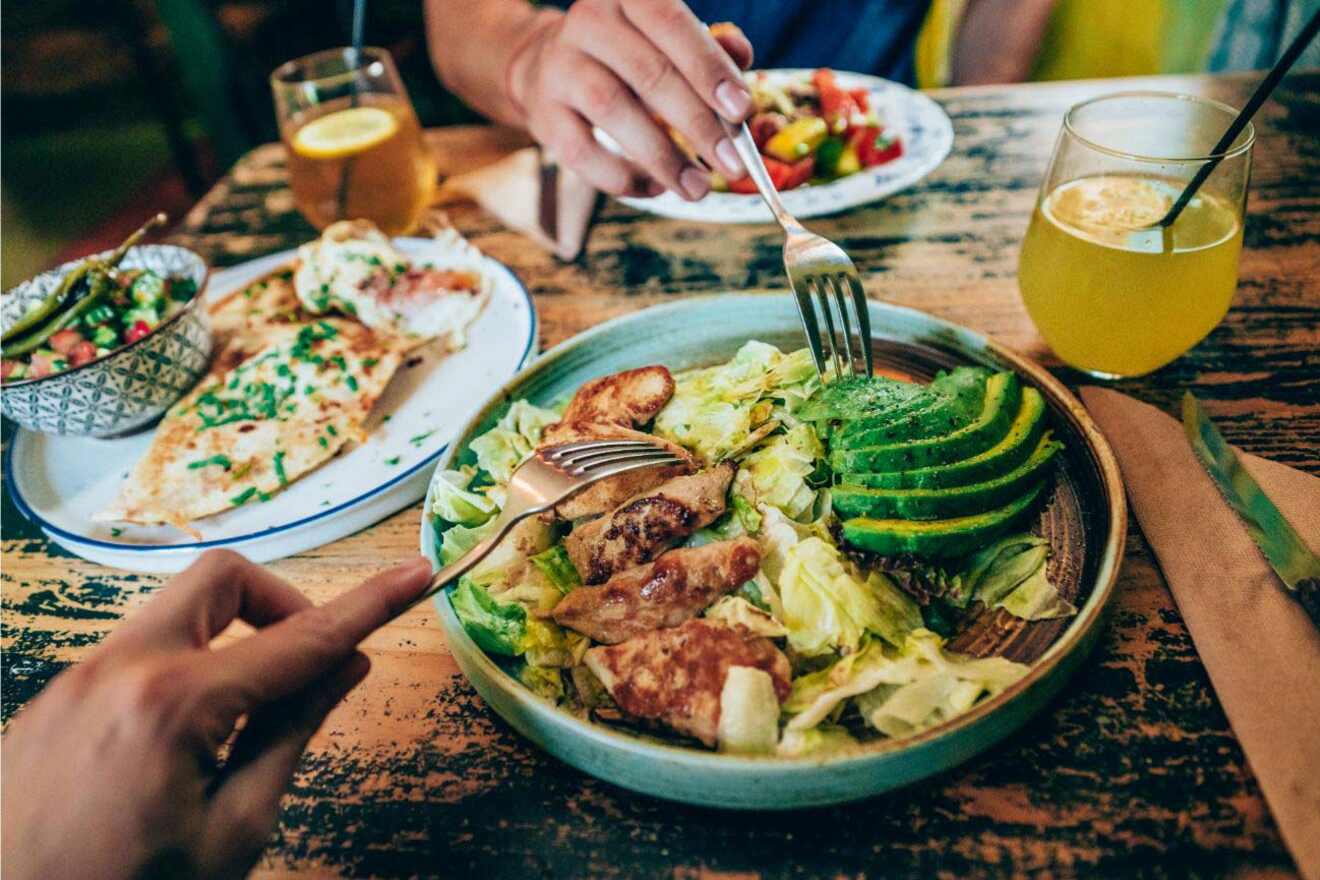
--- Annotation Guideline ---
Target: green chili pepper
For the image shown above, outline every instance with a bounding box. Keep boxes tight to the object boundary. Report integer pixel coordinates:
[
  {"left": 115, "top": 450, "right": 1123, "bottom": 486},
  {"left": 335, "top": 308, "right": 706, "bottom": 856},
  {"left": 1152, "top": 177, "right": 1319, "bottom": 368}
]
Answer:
[{"left": 1, "top": 270, "right": 114, "bottom": 358}]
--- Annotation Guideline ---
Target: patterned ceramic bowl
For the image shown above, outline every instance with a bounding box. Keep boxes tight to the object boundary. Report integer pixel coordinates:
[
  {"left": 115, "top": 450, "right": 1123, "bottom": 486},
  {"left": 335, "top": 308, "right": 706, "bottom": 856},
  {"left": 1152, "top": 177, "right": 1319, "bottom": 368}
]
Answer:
[{"left": 1, "top": 245, "right": 212, "bottom": 437}]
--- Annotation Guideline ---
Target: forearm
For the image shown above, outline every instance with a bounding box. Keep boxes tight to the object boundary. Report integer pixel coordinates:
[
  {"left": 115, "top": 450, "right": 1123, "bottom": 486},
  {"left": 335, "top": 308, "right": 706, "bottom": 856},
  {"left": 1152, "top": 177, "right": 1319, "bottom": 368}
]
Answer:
[
  {"left": 424, "top": 0, "right": 561, "bottom": 126},
  {"left": 951, "top": 0, "right": 1055, "bottom": 85}
]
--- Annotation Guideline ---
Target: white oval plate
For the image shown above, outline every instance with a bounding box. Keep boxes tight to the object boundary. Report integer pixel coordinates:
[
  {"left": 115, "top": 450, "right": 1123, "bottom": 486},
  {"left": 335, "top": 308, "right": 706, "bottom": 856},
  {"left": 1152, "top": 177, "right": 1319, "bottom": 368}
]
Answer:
[
  {"left": 605, "top": 70, "right": 953, "bottom": 223},
  {"left": 5, "top": 238, "right": 537, "bottom": 573}
]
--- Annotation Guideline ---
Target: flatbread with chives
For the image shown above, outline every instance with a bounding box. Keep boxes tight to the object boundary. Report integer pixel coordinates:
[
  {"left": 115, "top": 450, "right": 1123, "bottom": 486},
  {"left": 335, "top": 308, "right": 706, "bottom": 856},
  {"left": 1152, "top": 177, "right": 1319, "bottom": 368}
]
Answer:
[{"left": 94, "top": 318, "right": 405, "bottom": 535}]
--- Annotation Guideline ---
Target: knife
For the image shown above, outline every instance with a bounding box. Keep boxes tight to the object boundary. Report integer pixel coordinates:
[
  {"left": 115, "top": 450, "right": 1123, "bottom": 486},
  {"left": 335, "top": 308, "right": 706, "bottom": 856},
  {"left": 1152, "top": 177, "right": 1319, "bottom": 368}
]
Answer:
[{"left": 1181, "top": 392, "right": 1320, "bottom": 627}]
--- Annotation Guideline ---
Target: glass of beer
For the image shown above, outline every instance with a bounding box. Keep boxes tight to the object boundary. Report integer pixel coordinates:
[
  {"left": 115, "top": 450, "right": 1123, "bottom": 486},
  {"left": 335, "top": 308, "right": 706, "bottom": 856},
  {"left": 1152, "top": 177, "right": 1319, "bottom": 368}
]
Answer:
[
  {"left": 1018, "top": 92, "right": 1253, "bottom": 378},
  {"left": 271, "top": 47, "right": 436, "bottom": 235}
]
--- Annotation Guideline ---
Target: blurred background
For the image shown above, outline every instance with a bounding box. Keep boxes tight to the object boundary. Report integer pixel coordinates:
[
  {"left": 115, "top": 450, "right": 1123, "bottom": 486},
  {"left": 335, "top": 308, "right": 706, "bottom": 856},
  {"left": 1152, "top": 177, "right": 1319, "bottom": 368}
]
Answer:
[{"left": 4, "top": 0, "right": 1316, "bottom": 290}]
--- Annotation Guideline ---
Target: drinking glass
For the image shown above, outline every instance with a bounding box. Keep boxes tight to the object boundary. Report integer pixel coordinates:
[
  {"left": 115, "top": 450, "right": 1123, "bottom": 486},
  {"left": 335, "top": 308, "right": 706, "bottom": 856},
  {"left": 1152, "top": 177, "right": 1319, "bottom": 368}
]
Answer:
[
  {"left": 1018, "top": 92, "right": 1253, "bottom": 378},
  {"left": 271, "top": 47, "right": 436, "bottom": 235}
]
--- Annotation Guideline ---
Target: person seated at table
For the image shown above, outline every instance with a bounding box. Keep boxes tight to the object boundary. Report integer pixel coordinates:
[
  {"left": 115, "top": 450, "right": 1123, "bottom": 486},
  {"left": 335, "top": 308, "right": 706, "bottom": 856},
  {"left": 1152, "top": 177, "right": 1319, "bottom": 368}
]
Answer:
[
  {"left": 0, "top": 550, "right": 432, "bottom": 879},
  {"left": 423, "top": 0, "right": 1050, "bottom": 201}
]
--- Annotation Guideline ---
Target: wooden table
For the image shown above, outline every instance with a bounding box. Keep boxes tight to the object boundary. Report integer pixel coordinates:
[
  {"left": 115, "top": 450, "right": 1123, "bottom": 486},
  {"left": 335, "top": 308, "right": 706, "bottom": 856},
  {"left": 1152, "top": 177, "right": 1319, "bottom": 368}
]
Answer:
[{"left": 4, "top": 71, "right": 1317, "bottom": 878}]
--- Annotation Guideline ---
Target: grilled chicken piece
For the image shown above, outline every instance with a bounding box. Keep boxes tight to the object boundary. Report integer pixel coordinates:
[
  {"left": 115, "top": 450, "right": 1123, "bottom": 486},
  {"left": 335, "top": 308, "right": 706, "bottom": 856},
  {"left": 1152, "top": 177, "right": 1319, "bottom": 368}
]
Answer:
[
  {"left": 566, "top": 462, "right": 735, "bottom": 585},
  {"left": 584, "top": 619, "right": 791, "bottom": 747},
  {"left": 553, "top": 538, "right": 761, "bottom": 644},
  {"left": 544, "top": 422, "right": 695, "bottom": 521},
  {"left": 540, "top": 366, "right": 675, "bottom": 445}
]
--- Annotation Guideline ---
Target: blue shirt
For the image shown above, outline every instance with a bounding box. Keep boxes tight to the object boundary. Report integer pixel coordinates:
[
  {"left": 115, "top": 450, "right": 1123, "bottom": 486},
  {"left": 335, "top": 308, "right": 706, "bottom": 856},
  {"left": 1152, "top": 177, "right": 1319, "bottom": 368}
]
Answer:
[{"left": 548, "top": 1, "right": 931, "bottom": 85}]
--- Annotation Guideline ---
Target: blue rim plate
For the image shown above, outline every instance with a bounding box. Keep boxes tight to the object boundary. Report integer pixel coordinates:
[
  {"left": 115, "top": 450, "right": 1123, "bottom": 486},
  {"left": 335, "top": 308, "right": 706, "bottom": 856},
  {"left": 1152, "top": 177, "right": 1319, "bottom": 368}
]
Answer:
[
  {"left": 6, "top": 240, "right": 536, "bottom": 573},
  {"left": 419, "top": 293, "right": 1126, "bottom": 809}
]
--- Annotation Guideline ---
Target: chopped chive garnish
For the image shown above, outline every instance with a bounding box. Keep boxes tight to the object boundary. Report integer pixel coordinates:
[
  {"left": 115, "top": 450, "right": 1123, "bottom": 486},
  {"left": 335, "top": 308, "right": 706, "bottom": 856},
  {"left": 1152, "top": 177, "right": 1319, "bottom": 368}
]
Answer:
[
  {"left": 409, "top": 431, "right": 433, "bottom": 447},
  {"left": 110, "top": 527, "right": 123, "bottom": 537},
  {"left": 345, "top": 375, "right": 359, "bottom": 391},
  {"left": 384, "top": 455, "right": 401, "bottom": 465},
  {"left": 273, "top": 450, "right": 287, "bottom": 486},
  {"left": 231, "top": 487, "right": 258, "bottom": 506},
  {"left": 326, "top": 424, "right": 338, "bottom": 437},
  {"left": 362, "top": 357, "right": 378, "bottom": 368},
  {"left": 318, "top": 436, "right": 329, "bottom": 448},
  {"left": 232, "top": 461, "right": 253, "bottom": 479},
  {"left": 382, "top": 414, "right": 392, "bottom": 422},
  {"left": 187, "top": 454, "right": 232, "bottom": 470}
]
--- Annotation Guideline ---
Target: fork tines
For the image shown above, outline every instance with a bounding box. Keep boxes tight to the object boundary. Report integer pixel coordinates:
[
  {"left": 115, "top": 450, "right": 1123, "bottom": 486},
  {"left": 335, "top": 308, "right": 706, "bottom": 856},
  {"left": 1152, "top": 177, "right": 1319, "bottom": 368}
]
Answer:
[
  {"left": 797, "top": 272, "right": 873, "bottom": 381},
  {"left": 540, "top": 439, "right": 682, "bottom": 477}
]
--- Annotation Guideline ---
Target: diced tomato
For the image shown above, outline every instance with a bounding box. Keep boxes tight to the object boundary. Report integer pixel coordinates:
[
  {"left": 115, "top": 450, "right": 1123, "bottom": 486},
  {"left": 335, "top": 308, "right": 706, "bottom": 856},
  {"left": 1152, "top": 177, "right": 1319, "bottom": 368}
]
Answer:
[
  {"left": 1, "top": 359, "right": 20, "bottom": 380},
  {"left": 849, "top": 87, "right": 871, "bottom": 114},
  {"left": 124, "top": 320, "right": 152, "bottom": 344},
  {"left": 812, "top": 68, "right": 859, "bottom": 132},
  {"left": 848, "top": 125, "right": 904, "bottom": 167},
  {"left": 49, "top": 328, "right": 84, "bottom": 355},
  {"left": 726, "top": 155, "right": 816, "bottom": 194},
  {"left": 69, "top": 341, "right": 98, "bottom": 366},
  {"left": 29, "top": 354, "right": 53, "bottom": 379}
]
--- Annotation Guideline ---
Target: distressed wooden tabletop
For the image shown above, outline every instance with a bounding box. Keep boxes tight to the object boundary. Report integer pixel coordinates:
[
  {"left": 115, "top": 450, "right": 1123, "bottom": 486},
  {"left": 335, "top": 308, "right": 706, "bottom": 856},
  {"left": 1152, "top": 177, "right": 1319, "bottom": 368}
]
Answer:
[{"left": 4, "top": 71, "right": 1318, "bottom": 878}]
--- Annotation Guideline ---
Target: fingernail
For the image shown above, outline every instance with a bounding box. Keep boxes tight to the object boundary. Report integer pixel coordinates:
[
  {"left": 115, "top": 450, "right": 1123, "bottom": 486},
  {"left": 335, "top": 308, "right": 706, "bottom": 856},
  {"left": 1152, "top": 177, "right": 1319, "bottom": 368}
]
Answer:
[
  {"left": 679, "top": 166, "right": 710, "bottom": 201},
  {"left": 715, "top": 138, "right": 744, "bottom": 178},
  {"left": 715, "top": 79, "right": 753, "bottom": 121}
]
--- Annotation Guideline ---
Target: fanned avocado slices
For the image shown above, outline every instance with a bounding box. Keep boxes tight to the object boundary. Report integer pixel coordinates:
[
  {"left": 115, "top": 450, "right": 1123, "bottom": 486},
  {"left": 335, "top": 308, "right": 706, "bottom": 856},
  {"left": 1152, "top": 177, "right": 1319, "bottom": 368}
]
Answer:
[
  {"left": 833, "top": 434, "right": 1061, "bottom": 520},
  {"left": 796, "top": 373, "right": 926, "bottom": 423},
  {"left": 840, "top": 386, "right": 1049, "bottom": 490},
  {"left": 830, "top": 372, "right": 1021, "bottom": 473},
  {"left": 840, "top": 482, "right": 1046, "bottom": 558},
  {"left": 834, "top": 367, "right": 990, "bottom": 449}
]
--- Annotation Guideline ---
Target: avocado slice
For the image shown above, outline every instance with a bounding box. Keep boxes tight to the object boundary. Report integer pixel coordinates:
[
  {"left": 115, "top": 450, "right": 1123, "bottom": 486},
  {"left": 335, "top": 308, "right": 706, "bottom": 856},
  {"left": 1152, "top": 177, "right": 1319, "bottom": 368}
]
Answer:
[
  {"left": 833, "top": 434, "right": 1061, "bottom": 520},
  {"left": 834, "top": 367, "right": 990, "bottom": 449},
  {"left": 797, "top": 374, "right": 927, "bottom": 423},
  {"left": 840, "top": 482, "right": 1046, "bottom": 558},
  {"left": 840, "top": 387, "right": 1049, "bottom": 490},
  {"left": 830, "top": 372, "right": 1021, "bottom": 473}
]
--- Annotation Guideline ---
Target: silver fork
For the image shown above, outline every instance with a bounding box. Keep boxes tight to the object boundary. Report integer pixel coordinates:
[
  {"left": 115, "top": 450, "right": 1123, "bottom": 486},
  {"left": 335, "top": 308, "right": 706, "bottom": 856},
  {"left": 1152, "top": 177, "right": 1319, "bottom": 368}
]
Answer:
[
  {"left": 404, "top": 438, "right": 684, "bottom": 613},
  {"left": 721, "top": 119, "right": 873, "bottom": 379}
]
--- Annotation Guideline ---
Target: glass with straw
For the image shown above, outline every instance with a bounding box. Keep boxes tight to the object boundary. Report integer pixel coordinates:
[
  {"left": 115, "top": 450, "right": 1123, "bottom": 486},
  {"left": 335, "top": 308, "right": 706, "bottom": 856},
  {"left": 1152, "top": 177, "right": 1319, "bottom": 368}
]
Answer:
[{"left": 270, "top": 47, "right": 436, "bottom": 235}]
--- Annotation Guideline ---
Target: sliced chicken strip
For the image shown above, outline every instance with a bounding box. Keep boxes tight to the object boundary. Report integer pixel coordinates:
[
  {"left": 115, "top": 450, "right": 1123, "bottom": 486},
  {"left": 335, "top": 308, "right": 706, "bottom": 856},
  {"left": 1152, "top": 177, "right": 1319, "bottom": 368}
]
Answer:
[
  {"left": 540, "top": 365, "right": 675, "bottom": 445},
  {"left": 584, "top": 619, "right": 791, "bottom": 747},
  {"left": 566, "top": 462, "right": 735, "bottom": 585},
  {"left": 545, "top": 422, "right": 695, "bottom": 521},
  {"left": 553, "top": 537, "right": 761, "bottom": 644}
]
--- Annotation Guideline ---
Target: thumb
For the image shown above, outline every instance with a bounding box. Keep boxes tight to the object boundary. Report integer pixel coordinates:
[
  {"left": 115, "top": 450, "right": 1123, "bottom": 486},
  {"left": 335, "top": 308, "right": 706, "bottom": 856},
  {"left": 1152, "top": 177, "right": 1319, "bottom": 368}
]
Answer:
[{"left": 199, "top": 652, "right": 370, "bottom": 878}]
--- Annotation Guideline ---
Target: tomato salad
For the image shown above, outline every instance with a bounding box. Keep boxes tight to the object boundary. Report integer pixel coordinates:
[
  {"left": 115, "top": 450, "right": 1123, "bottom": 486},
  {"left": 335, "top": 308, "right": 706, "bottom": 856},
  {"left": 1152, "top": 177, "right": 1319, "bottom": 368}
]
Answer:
[
  {"left": 2, "top": 216, "right": 199, "bottom": 382},
  {"left": 714, "top": 69, "right": 904, "bottom": 194}
]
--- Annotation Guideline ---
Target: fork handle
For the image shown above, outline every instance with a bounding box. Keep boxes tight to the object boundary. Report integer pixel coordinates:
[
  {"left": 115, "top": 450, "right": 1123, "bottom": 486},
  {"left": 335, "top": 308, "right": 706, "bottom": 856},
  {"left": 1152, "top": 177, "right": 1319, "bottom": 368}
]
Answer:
[
  {"left": 402, "top": 502, "right": 538, "bottom": 616},
  {"left": 720, "top": 119, "right": 803, "bottom": 233}
]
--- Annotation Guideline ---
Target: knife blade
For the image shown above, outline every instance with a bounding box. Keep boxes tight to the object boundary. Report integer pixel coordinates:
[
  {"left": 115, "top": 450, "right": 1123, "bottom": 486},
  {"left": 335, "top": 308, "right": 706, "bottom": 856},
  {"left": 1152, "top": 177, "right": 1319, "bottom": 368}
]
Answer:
[{"left": 1181, "top": 392, "right": 1320, "bottom": 627}]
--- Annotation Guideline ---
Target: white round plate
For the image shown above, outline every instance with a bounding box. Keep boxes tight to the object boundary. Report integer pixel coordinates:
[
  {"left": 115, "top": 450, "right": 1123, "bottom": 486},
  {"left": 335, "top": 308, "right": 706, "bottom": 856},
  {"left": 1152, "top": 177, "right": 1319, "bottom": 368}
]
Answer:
[
  {"left": 5, "top": 238, "right": 536, "bottom": 573},
  {"left": 606, "top": 69, "right": 953, "bottom": 223}
]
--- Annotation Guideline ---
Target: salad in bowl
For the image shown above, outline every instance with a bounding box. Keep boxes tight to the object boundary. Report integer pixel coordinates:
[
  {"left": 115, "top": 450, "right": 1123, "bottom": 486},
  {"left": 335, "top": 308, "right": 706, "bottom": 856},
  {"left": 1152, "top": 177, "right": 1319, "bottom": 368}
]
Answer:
[{"left": 426, "top": 340, "right": 1075, "bottom": 757}]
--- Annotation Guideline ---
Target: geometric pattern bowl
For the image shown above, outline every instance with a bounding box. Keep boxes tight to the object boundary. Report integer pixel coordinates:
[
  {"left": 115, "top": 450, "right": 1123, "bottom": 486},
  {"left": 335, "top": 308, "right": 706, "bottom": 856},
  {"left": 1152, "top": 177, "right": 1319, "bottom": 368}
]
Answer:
[{"left": 1, "top": 245, "right": 212, "bottom": 437}]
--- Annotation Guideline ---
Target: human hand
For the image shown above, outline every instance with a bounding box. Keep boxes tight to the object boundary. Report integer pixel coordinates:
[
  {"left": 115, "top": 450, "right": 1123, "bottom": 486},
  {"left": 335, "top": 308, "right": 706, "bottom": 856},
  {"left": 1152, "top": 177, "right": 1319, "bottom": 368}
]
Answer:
[
  {"left": 507, "top": 1, "right": 755, "bottom": 199},
  {"left": 0, "top": 550, "right": 432, "bottom": 880}
]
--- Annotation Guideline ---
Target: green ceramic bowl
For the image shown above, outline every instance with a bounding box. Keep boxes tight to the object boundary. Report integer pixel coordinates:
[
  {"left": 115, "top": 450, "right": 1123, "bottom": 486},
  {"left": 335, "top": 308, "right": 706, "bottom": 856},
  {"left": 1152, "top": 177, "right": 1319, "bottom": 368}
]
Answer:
[{"left": 419, "top": 293, "right": 1126, "bottom": 809}]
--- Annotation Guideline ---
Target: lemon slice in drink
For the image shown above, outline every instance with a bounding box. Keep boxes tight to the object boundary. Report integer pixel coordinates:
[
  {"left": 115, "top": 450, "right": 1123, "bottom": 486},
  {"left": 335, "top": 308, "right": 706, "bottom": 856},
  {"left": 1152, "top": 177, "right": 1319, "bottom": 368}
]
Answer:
[{"left": 292, "top": 107, "right": 398, "bottom": 160}]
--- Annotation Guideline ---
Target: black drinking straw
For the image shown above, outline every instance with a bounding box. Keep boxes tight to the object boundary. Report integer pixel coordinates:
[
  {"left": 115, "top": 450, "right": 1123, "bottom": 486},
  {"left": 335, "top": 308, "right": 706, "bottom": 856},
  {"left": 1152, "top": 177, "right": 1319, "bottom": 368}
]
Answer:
[
  {"left": 1159, "top": 10, "right": 1319, "bottom": 228},
  {"left": 336, "top": 0, "right": 368, "bottom": 221}
]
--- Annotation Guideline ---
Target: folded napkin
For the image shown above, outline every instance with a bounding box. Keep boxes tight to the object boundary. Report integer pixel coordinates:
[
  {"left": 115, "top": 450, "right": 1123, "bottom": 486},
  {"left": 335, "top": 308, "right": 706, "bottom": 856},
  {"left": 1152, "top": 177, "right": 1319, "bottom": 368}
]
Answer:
[
  {"left": 436, "top": 147, "right": 598, "bottom": 261},
  {"left": 1081, "top": 386, "right": 1320, "bottom": 880}
]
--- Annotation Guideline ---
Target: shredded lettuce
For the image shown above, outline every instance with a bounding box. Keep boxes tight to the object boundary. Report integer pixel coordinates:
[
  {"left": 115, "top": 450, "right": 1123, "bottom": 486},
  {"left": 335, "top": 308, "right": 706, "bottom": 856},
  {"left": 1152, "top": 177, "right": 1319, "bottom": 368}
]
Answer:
[
  {"left": 450, "top": 578, "right": 527, "bottom": 655},
  {"left": 654, "top": 342, "right": 819, "bottom": 460},
  {"left": 733, "top": 424, "right": 823, "bottom": 520},
  {"left": 529, "top": 544, "right": 581, "bottom": 594},
  {"left": 779, "top": 536, "right": 921, "bottom": 656},
  {"left": 468, "top": 400, "right": 561, "bottom": 483},
  {"left": 705, "top": 595, "right": 788, "bottom": 638},
  {"left": 717, "top": 666, "right": 781, "bottom": 755},
  {"left": 784, "top": 629, "right": 1028, "bottom": 738},
  {"left": 519, "top": 664, "right": 565, "bottom": 701},
  {"left": 440, "top": 516, "right": 497, "bottom": 567},
  {"left": 731, "top": 494, "right": 762, "bottom": 533},
  {"left": 776, "top": 726, "right": 860, "bottom": 757},
  {"left": 962, "top": 534, "right": 1077, "bottom": 621},
  {"left": 521, "top": 617, "right": 590, "bottom": 668},
  {"left": 854, "top": 630, "right": 1029, "bottom": 738},
  {"left": 429, "top": 466, "right": 498, "bottom": 526}
]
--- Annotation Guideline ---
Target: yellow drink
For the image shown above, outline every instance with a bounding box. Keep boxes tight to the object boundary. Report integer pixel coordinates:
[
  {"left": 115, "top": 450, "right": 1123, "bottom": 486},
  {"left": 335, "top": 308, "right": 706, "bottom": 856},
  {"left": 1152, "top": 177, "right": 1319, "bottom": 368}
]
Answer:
[
  {"left": 1019, "top": 174, "right": 1243, "bottom": 377},
  {"left": 285, "top": 94, "right": 436, "bottom": 235}
]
